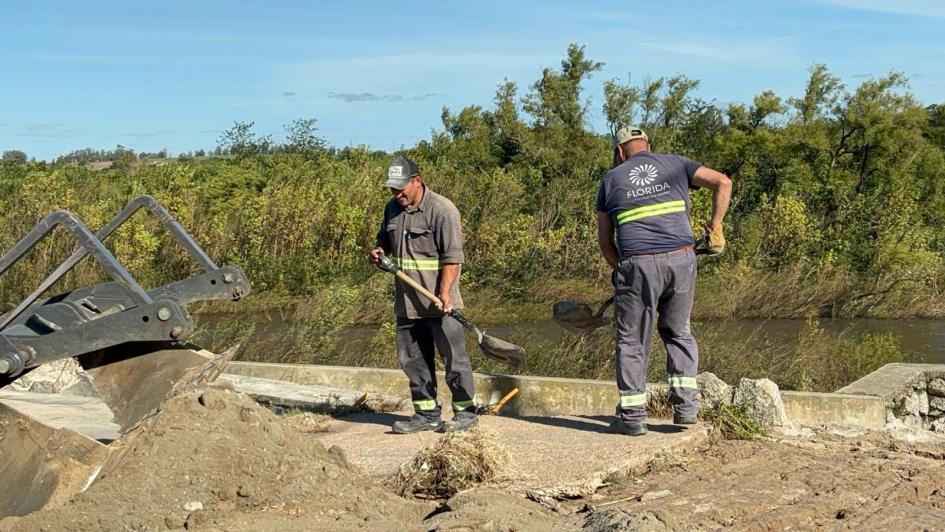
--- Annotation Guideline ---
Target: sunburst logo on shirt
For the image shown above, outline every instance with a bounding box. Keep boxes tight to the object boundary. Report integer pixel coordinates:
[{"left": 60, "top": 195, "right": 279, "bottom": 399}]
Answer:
[{"left": 628, "top": 164, "right": 658, "bottom": 186}]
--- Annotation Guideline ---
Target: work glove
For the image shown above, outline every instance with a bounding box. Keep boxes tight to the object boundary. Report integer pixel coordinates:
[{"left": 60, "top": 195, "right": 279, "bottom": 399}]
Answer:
[{"left": 705, "top": 224, "right": 725, "bottom": 255}]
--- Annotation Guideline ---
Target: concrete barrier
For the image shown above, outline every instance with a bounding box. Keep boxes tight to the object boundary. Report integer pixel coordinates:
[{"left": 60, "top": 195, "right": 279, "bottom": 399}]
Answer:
[
  {"left": 781, "top": 391, "right": 885, "bottom": 429},
  {"left": 225, "top": 361, "right": 887, "bottom": 428}
]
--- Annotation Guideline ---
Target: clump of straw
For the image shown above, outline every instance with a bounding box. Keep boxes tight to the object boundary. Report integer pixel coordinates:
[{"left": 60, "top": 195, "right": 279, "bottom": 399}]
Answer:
[
  {"left": 389, "top": 428, "right": 509, "bottom": 499},
  {"left": 283, "top": 411, "right": 333, "bottom": 433}
]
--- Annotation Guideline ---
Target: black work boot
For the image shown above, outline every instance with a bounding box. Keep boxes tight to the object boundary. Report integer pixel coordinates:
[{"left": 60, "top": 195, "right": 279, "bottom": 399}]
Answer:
[
  {"left": 610, "top": 419, "right": 648, "bottom": 436},
  {"left": 392, "top": 415, "right": 443, "bottom": 434},
  {"left": 673, "top": 413, "right": 698, "bottom": 425},
  {"left": 439, "top": 413, "right": 479, "bottom": 433}
]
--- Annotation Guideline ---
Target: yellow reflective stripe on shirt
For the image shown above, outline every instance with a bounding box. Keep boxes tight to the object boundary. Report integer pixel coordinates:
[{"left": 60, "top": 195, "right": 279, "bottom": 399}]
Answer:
[
  {"left": 393, "top": 257, "right": 441, "bottom": 271},
  {"left": 668, "top": 375, "right": 698, "bottom": 389},
  {"left": 413, "top": 399, "right": 437, "bottom": 411},
  {"left": 616, "top": 200, "right": 687, "bottom": 225},
  {"left": 452, "top": 400, "right": 475, "bottom": 411},
  {"left": 620, "top": 393, "right": 647, "bottom": 408}
]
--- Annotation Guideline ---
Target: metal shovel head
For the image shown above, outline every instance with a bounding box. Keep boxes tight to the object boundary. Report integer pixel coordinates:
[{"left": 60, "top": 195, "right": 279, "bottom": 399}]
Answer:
[
  {"left": 552, "top": 300, "right": 606, "bottom": 333},
  {"left": 479, "top": 333, "right": 527, "bottom": 371}
]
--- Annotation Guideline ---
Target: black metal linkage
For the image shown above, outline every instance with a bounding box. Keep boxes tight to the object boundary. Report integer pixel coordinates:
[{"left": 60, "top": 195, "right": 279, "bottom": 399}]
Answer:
[
  {"left": 3, "top": 195, "right": 218, "bottom": 330},
  {"left": 0, "top": 210, "right": 153, "bottom": 330}
]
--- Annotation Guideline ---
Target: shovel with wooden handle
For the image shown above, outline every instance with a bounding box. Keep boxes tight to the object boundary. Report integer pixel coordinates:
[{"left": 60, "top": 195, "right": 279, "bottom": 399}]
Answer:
[
  {"left": 376, "top": 254, "right": 526, "bottom": 370},
  {"left": 552, "top": 237, "right": 713, "bottom": 333}
]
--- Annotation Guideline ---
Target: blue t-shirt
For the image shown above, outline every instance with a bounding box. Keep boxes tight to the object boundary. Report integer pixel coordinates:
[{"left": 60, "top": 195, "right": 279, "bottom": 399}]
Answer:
[{"left": 596, "top": 151, "right": 702, "bottom": 256}]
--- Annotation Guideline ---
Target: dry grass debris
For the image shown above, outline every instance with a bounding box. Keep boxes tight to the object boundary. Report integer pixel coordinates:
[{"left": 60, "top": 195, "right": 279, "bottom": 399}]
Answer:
[
  {"left": 390, "top": 428, "right": 510, "bottom": 499},
  {"left": 700, "top": 402, "right": 765, "bottom": 441},
  {"left": 283, "top": 411, "right": 333, "bottom": 433}
]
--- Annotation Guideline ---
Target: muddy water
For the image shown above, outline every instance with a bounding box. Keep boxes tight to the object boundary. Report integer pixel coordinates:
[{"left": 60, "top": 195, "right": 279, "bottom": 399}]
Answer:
[{"left": 198, "top": 311, "right": 945, "bottom": 365}]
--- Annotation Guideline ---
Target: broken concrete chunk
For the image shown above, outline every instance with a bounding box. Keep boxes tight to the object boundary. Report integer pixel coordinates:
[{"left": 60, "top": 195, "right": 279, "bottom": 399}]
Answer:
[
  {"left": 899, "top": 391, "right": 930, "bottom": 417},
  {"left": 696, "top": 372, "right": 732, "bottom": 409},
  {"left": 928, "top": 396, "right": 945, "bottom": 415},
  {"left": 11, "top": 358, "right": 97, "bottom": 397},
  {"left": 733, "top": 378, "right": 790, "bottom": 428},
  {"left": 928, "top": 378, "right": 945, "bottom": 398}
]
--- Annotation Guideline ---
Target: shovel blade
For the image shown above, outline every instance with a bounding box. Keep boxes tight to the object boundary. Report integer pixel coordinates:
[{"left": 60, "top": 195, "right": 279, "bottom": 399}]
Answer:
[
  {"left": 479, "top": 334, "right": 527, "bottom": 371},
  {"left": 552, "top": 300, "right": 607, "bottom": 333}
]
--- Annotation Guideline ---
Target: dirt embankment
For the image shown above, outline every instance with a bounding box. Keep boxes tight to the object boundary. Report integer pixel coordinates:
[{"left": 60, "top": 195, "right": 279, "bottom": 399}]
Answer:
[
  {"left": 0, "top": 388, "right": 430, "bottom": 531},
  {"left": 585, "top": 432, "right": 945, "bottom": 531}
]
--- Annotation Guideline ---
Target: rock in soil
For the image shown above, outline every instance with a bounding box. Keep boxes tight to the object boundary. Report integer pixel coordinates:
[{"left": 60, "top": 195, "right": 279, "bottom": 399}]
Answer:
[
  {"left": 928, "top": 378, "right": 945, "bottom": 398},
  {"left": 733, "top": 378, "right": 790, "bottom": 427},
  {"left": 697, "top": 372, "right": 732, "bottom": 409}
]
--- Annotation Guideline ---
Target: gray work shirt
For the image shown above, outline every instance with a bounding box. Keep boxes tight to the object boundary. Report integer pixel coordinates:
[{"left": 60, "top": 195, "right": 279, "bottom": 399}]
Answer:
[
  {"left": 596, "top": 151, "right": 702, "bottom": 256},
  {"left": 375, "top": 186, "right": 464, "bottom": 319}
]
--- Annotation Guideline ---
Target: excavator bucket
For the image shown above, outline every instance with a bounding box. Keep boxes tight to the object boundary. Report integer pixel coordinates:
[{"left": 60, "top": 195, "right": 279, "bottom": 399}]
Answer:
[{"left": 0, "top": 196, "right": 251, "bottom": 518}]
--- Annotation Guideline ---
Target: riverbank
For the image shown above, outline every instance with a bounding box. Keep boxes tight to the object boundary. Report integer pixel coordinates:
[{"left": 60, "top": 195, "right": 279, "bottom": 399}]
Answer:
[{"left": 187, "top": 277, "right": 945, "bottom": 393}]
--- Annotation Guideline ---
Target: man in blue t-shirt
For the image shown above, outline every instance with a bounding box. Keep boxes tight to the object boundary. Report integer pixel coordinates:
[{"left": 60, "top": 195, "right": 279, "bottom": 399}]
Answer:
[{"left": 596, "top": 126, "right": 731, "bottom": 436}]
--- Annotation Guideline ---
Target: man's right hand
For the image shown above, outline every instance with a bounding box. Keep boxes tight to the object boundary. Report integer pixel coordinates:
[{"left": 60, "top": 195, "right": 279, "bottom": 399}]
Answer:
[
  {"left": 705, "top": 224, "right": 725, "bottom": 254},
  {"left": 369, "top": 247, "right": 385, "bottom": 265}
]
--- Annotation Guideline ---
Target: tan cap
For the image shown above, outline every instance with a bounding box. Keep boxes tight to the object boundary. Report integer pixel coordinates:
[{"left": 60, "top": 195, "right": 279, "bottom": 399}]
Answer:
[{"left": 616, "top": 126, "right": 649, "bottom": 144}]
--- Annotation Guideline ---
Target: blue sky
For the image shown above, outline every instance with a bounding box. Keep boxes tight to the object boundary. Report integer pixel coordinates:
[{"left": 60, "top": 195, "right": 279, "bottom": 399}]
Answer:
[{"left": 1, "top": 0, "right": 944, "bottom": 160}]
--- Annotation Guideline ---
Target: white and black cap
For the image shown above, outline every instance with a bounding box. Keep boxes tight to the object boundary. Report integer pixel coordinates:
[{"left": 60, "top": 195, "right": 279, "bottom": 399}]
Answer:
[{"left": 385, "top": 156, "right": 420, "bottom": 189}]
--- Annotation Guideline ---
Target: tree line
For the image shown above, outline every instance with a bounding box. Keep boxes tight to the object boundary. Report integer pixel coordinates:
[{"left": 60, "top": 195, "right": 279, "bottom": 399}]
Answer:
[{"left": 1, "top": 44, "right": 943, "bottom": 318}]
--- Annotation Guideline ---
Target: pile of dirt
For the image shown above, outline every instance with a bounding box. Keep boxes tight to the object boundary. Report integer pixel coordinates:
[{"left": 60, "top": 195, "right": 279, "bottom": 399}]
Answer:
[{"left": 0, "top": 388, "right": 428, "bottom": 531}]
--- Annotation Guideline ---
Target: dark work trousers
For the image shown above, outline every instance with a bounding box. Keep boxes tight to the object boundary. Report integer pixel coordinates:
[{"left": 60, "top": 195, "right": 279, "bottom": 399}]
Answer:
[
  {"left": 614, "top": 250, "right": 700, "bottom": 423},
  {"left": 396, "top": 315, "right": 476, "bottom": 420}
]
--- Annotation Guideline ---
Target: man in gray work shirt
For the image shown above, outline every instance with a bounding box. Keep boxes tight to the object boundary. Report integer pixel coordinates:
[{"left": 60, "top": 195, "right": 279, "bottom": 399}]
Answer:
[
  {"left": 597, "top": 127, "right": 731, "bottom": 436},
  {"left": 369, "top": 156, "right": 478, "bottom": 434}
]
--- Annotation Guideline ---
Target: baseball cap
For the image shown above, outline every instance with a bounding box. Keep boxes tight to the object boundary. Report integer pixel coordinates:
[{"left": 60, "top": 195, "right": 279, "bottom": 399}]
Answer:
[
  {"left": 385, "top": 156, "right": 420, "bottom": 189},
  {"left": 615, "top": 126, "right": 649, "bottom": 144}
]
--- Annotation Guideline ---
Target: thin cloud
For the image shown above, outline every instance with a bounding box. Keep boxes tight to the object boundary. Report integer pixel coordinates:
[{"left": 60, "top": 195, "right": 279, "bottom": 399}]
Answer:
[
  {"left": 851, "top": 73, "right": 873, "bottom": 78},
  {"left": 638, "top": 39, "right": 799, "bottom": 66},
  {"left": 125, "top": 130, "right": 174, "bottom": 141},
  {"left": 9, "top": 51, "right": 158, "bottom": 65},
  {"left": 815, "top": 0, "right": 945, "bottom": 18},
  {"left": 283, "top": 91, "right": 296, "bottom": 99},
  {"left": 17, "top": 123, "right": 81, "bottom": 138},
  {"left": 282, "top": 52, "right": 554, "bottom": 93},
  {"left": 327, "top": 92, "right": 442, "bottom": 103}
]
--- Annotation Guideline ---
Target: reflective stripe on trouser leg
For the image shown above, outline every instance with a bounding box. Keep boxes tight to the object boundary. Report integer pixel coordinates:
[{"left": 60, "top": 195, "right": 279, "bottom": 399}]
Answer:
[
  {"left": 668, "top": 376, "right": 698, "bottom": 389},
  {"left": 619, "top": 392, "right": 647, "bottom": 408},
  {"left": 429, "top": 315, "right": 477, "bottom": 416},
  {"left": 657, "top": 251, "right": 700, "bottom": 418},
  {"left": 452, "top": 400, "right": 475, "bottom": 412},
  {"left": 396, "top": 317, "right": 442, "bottom": 420},
  {"left": 413, "top": 399, "right": 438, "bottom": 411},
  {"left": 613, "top": 257, "right": 657, "bottom": 423}
]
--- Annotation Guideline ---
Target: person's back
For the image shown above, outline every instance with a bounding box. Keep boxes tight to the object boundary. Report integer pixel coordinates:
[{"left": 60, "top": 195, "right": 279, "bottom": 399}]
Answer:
[{"left": 596, "top": 151, "right": 702, "bottom": 256}]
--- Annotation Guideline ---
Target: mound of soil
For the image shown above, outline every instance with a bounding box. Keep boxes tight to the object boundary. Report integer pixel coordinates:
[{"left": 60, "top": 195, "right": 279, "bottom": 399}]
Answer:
[{"left": 1, "top": 388, "right": 428, "bottom": 531}]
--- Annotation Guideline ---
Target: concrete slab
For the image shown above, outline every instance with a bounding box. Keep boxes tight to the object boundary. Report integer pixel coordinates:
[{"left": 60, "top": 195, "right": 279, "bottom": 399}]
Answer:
[
  {"left": 221, "top": 374, "right": 407, "bottom": 413},
  {"left": 312, "top": 412, "right": 710, "bottom": 495},
  {"left": 0, "top": 390, "right": 119, "bottom": 442},
  {"left": 837, "top": 363, "right": 945, "bottom": 398}
]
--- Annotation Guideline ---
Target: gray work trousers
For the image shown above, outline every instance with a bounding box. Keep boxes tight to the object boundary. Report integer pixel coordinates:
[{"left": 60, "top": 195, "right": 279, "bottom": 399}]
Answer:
[
  {"left": 396, "top": 315, "right": 476, "bottom": 420},
  {"left": 613, "top": 250, "right": 699, "bottom": 423}
]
